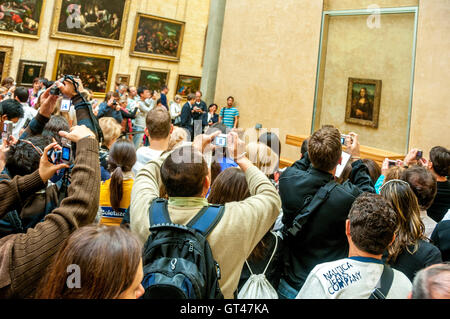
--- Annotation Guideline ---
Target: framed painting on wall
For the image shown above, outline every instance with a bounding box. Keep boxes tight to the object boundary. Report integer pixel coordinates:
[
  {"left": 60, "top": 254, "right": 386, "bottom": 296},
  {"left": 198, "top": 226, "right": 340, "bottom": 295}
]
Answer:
[
  {"left": 0, "top": 46, "right": 13, "bottom": 83},
  {"left": 176, "top": 75, "right": 201, "bottom": 98},
  {"left": 0, "top": 0, "right": 45, "bottom": 39},
  {"left": 50, "top": 0, "right": 131, "bottom": 47},
  {"left": 135, "top": 67, "right": 170, "bottom": 93},
  {"left": 130, "top": 13, "right": 185, "bottom": 62},
  {"left": 115, "top": 74, "right": 130, "bottom": 86},
  {"left": 16, "top": 60, "right": 46, "bottom": 87},
  {"left": 53, "top": 50, "right": 114, "bottom": 98},
  {"left": 345, "top": 77, "right": 382, "bottom": 128}
]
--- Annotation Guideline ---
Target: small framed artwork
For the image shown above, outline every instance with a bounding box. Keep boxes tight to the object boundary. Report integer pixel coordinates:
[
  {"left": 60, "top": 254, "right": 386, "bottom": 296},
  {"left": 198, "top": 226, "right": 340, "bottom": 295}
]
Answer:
[
  {"left": 176, "top": 75, "right": 201, "bottom": 98},
  {"left": 0, "top": 0, "right": 46, "bottom": 39},
  {"left": 53, "top": 50, "right": 115, "bottom": 98},
  {"left": 50, "top": 0, "right": 131, "bottom": 47},
  {"left": 130, "top": 13, "right": 185, "bottom": 62},
  {"left": 345, "top": 77, "right": 382, "bottom": 128},
  {"left": 0, "top": 46, "right": 13, "bottom": 83},
  {"left": 16, "top": 60, "right": 47, "bottom": 87},
  {"left": 115, "top": 74, "right": 130, "bottom": 86},
  {"left": 135, "top": 67, "right": 170, "bottom": 93}
]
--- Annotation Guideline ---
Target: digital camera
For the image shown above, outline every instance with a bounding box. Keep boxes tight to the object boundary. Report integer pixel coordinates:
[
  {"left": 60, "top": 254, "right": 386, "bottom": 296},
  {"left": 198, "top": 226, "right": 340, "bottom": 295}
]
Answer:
[
  {"left": 213, "top": 134, "right": 228, "bottom": 148},
  {"left": 47, "top": 138, "right": 72, "bottom": 165},
  {"left": 2, "top": 120, "right": 13, "bottom": 141}
]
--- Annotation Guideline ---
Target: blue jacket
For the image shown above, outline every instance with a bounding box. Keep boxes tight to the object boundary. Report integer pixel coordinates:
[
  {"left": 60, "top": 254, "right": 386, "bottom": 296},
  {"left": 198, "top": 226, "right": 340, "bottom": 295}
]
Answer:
[{"left": 97, "top": 102, "right": 123, "bottom": 124}]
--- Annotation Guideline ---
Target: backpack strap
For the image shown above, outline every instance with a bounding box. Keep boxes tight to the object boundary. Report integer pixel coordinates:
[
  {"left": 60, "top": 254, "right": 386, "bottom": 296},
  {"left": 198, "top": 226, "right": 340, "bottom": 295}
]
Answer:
[
  {"left": 187, "top": 204, "right": 224, "bottom": 237},
  {"left": 148, "top": 198, "right": 172, "bottom": 227},
  {"left": 245, "top": 232, "right": 279, "bottom": 276},
  {"left": 369, "top": 265, "right": 394, "bottom": 299},
  {"left": 285, "top": 180, "right": 338, "bottom": 238}
]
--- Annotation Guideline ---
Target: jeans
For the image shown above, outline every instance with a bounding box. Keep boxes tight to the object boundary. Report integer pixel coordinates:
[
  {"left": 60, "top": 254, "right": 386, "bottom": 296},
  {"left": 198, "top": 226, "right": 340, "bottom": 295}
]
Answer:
[
  {"left": 133, "top": 125, "right": 145, "bottom": 149},
  {"left": 277, "top": 278, "right": 300, "bottom": 299}
]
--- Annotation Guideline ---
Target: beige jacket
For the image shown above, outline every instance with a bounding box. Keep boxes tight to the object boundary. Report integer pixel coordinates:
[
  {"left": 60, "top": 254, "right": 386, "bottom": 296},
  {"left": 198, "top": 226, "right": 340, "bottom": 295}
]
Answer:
[{"left": 129, "top": 152, "right": 281, "bottom": 299}]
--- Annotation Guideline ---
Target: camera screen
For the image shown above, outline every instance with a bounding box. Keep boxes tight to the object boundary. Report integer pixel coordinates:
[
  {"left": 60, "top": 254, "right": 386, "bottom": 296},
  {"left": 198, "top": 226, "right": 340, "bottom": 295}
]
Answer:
[
  {"left": 215, "top": 136, "right": 227, "bottom": 147},
  {"left": 61, "top": 99, "right": 71, "bottom": 111},
  {"left": 62, "top": 147, "right": 71, "bottom": 161}
]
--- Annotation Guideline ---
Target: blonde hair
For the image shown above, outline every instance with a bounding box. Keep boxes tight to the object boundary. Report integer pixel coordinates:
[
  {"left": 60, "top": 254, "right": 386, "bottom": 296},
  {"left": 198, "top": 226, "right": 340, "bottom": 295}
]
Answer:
[
  {"left": 380, "top": 179, "right": 426, "bottom": 263},
  {"left": 99, "top": 117, "right": 122, "bottom": 148},
  {"left": 246, "top": 142, "right": 279, "bottom": 176},
  {"left": 168, "top": 126, "right": 187, "bottom": 151}
]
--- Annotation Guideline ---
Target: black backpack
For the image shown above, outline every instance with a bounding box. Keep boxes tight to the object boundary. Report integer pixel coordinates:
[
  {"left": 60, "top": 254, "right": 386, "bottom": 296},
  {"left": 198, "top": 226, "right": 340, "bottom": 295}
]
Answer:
[{"left": 141, "top": 198, "right": 225, "bottom": 299}]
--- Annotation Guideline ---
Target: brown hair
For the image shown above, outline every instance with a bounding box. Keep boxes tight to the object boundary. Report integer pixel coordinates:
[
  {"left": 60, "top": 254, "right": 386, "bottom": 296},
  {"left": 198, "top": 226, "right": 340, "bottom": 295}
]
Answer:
[
  {"left": 430, "top": 146, "right": 450, "bottom": 177},
  {"left": 246, "top": 142, "right": 279, "bottom": 176},
  {"left": 146, "top": 106, "right": 171, "bottom": 140},
  {"left": 208, "top": 167, "right": 250, "bottom": 205},
  {"left": 349, "top": 193, "right": 397, "bottom": 255},
  {"left": 401, "top": 166, "right": 437, "bottom": 210},
  {"left": 108, "top": 140, "right": 137, "bottom": 212},
  {"left": 308, "top": 127, "right": 342, "bottom": 172},
  {"left": 380, "top": 179, "right": 426, "bottom": 263},
  {"left": 385, "top": 166, "right": 406, "bottom": 183},
  {"left": 37, "top": 225, "right": 142, "bottom": 299},
  {"left": 362, "top": 159, "right": 382, "bottom": 183},
  {"left": 161, "top": 145, "right": 208, "bottom": 197}
]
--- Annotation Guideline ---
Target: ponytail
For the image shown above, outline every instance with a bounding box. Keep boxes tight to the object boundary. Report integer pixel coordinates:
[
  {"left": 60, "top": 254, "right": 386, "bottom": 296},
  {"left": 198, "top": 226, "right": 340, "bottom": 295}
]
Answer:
[{"left": 109, "top": 166, "right": 124, "bottom": 212}]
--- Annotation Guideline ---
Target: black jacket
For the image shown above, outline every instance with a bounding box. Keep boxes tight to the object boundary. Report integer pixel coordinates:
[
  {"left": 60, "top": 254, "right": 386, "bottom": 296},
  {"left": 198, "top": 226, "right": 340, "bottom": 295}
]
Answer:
[
  {"left": 180, "top": 102, "right": 193, "bottom": 129},
  {"left": 279, "top": 152, "right": 375, "bottom": 290}
]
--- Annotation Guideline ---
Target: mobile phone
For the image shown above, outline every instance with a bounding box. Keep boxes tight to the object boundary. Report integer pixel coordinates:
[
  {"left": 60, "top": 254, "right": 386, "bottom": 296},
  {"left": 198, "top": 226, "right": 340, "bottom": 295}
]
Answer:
[
  {"left": 60, "top": 98, "right": 71, "bottom": 112},
  {"left": 2, "top": 120, "right": 13, "bottom": 141},
  {"left": 213, "top": 134, "right": 227, "bottom": 148},
  {"left": 388, "top": 160, "right": 397, "bottom": 168},
  {"left": 61, "top": 138, "right": 72, "bottom": 164},
  {"left": 416, "top": 150, "right": 423, "bottom": 160}
]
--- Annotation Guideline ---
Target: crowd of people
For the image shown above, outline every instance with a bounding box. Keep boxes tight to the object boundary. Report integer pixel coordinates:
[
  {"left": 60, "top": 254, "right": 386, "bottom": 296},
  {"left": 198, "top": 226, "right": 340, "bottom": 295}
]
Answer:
[{"left": 0, "top": 73, "right": 449, "bottom": 300}]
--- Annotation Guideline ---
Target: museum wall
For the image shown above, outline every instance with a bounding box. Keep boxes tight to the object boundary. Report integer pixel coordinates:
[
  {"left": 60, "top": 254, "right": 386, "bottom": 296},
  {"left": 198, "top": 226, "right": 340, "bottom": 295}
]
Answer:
[
  {"left": 0, "top": 0, "right": 210, "bottom": 99},
  {"left": 214, "top": 0, "right": 449, "bottom": 162},
  {"left": 317, "top": 13, "right": 415, "bottom": 154}
]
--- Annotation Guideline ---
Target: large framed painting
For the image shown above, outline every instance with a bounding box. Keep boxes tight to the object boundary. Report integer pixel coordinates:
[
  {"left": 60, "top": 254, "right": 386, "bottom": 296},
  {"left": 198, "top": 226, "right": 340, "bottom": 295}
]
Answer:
[
  {"left": 135, "top": 67, "right": 170, "bottom": 93},
  {"left": 345, "top": 78, "right": 382, "bottom": 128},
  {"left": 0, "top": 0, "right": 45, "bottom": 39},
  {"left": 130, "top": 13, "right": 185, "bottom": 62},
  {"left": 176, "top": 75, "right": 201, "bottom": 98},
  {"left": 53, "top": 50, "right": 114, "bottom": 98},
  {"left": 0, "top": 46, "right": 13, "bottom": 83},
  {"left": 50, "top": 0, "right": 131, "bottom": 47},
  {"left": 16, "top": 60, "right": 46, "bottom": 87}
]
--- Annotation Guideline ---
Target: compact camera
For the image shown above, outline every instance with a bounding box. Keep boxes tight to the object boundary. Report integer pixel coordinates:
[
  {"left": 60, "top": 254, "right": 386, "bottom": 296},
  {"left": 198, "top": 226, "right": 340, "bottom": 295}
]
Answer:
[
  {"left": 416, "top": 150, "right": 423, "bottom": 160},
  {"left": 60, "top": 98, "right": 71, "bottom": 112},
  {"left": 47, "top": 138, "right": 72, "bottom": 165},
  {"left": 213, "top": 134, "right": 228, "bottom": 148},
  {"left": 388, "top": 160, "right": 397, "bottom": 168},
  {"left": 341, "top": 134, "right": 351, "bottom": 145},
  {"left": 2, "top": 120, "right": 13, "bottom": 141}
]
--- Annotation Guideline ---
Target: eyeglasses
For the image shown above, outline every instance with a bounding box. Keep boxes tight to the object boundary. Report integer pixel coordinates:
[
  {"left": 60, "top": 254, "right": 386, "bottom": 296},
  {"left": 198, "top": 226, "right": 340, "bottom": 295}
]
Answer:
[{"left": 19, "top": 139, "right": 43, "bottom": 157}]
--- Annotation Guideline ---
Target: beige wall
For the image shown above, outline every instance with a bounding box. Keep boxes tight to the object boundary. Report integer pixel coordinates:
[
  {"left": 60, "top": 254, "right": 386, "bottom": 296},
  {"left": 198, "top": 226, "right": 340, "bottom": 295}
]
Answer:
[
  {"left": 0, "top": 0, "right": 209, "bottom": 100},
  {"left": 317, "top": 13, "right": 415, "bottom": 154},
  {"left": 214, "top": 0, "right": 324, "bottom": 161},
  {"left": 409, "top": 0, "right": 450, "bottom": 156},
  {"left": 215, "top": 0, "right": 449, "bottom": 162},
  {"left": 324, "top": 0, "right": 418, "bottom": 10}
]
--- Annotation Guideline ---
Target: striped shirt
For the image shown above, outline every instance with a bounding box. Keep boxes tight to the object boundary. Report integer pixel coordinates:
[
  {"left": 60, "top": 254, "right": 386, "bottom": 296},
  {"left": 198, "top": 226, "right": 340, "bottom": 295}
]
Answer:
[{"left": 220, "top": 107, "right": 239, "bottom": 128}]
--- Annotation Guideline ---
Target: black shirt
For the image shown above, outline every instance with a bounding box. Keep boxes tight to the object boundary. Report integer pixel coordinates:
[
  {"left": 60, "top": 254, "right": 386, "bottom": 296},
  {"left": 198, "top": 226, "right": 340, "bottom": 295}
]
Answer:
[{"left": 427, "top": 180, "right": 450, "bottom": 223}]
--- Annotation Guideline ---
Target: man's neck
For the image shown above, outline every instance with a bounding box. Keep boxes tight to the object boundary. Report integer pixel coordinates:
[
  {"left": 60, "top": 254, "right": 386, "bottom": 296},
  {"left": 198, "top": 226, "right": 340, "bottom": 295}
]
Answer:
[
  {"left": 432, "top": 170, "right": 447, "bottom": 182},
  {"left": 348, "top": 245, "right": 382, "bottom": 261},
  {"left": 148, "top": 138, "right": 169, "bottom": 151}
]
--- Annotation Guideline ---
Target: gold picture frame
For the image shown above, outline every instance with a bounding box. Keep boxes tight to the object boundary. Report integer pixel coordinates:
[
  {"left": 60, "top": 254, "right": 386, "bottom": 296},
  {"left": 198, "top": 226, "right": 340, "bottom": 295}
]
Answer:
[
  {"left": 130, "top": 13, "right": 185, "bottom": 62},
  {"left": 0, "top": 0, "right": 46, "bottom": 39},
  {"left": 16, "top": 60, "right": 47, "bottom": 87},
  {"left": 135, "top": 67, "right": 170, "bottom": 93},
  {"left": 176, "top": 75, "right": 201, "bottom": 98},
  {"left": 345, "top": 77, "right": 382, "bottom": 128},
  {"left": 50, "top": 0, "right": 131, "bottom": 47},
  {"left": 0, "top": 46, "right": 13, "bottom": 83},
  {"left": 53, "top": 50, "right": 115, "bottom": 99}
]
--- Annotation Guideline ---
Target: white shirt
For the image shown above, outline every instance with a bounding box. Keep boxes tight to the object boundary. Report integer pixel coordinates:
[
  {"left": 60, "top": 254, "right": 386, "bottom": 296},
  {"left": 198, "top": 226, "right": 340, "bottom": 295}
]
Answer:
[
  {"left": 12, "top": 102, "right": 37, "bottom": 138},
  {"left": 132, "top": 147, "right": 164, "bottom": 175},
  {"left": 296, "top": 257, "right": 412, "bottom": 299},
  {"left": 135, "top": 98, "right": 155, "bottom": 127},
  {"left": 169, "top": 101, "right": 181, "bottom": 120},
  {"left": 421, "top": 210, "right": 437, "bottom": 239}
]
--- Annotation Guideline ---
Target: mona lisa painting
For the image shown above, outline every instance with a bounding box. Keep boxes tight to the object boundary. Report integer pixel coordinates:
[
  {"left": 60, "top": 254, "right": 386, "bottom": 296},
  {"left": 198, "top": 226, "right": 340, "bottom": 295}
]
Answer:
[{"left": 345, "top": 78, "right": 382, "bottom": 128}]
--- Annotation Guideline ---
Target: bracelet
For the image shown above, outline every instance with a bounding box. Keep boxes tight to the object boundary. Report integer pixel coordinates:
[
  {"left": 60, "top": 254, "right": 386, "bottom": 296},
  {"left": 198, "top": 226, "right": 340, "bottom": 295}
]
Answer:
[
  {"left": 235, "top": 152, "right": 247, "bottom": 161},
  {"left": 352, "top": 156, "right": 361, "bottom": 160}
]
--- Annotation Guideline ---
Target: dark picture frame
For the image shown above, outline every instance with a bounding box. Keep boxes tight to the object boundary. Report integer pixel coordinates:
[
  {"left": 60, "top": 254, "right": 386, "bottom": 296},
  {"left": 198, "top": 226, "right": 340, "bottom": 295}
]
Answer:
[
  {"left": 16, "top": 60, "right": 47, "bottom": 87},
  {"left": 135, "top": 67, "right": 170, "bottom": 93},
  {"left": 50, "top": 0, "right": 131, "bottom": 47},
  {"left": 0, "top": 0, "right": 45, "bottom": 39},
  {"left": 130, "top": 13, "right": 185, "bottom": 62},
  {"left": 53, "top": 50, "right": 115, "bottom": 98},
  {"left": 345, "top": 77, "right": 382, "bottom": 128},
  {"left": 115, "top": 74, "right": 130, "bottom": 86}
]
